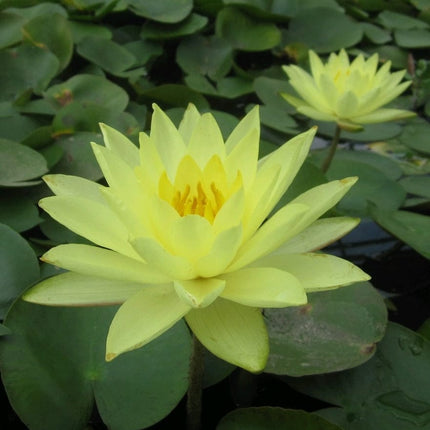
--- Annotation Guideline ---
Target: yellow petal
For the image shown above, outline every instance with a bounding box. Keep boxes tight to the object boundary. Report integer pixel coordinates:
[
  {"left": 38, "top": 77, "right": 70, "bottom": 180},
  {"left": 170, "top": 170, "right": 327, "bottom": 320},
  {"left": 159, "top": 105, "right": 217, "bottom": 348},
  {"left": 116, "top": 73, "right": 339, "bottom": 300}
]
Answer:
[
  {"left": 131, "top": 237, "right": 196, "bottom": 280},
  {"left": 39, "top": 196, "right": 138, "bottom": 258},
  {"left": 42, "top": 244, "right": 170, "bottom": 284},
  {"left": 225, "top": 105, "right": 259, "bottom": 153},
  {"left": 252, "top": 252, "right": 370, "bottom": 292},
  {"left": 106, "top": 284, "right": 190, "bottom": 361},
  {"left": 179, "top": 103, "right": 201, "bottom": 142},
  {"left": 174, "top": 278, "right": 225, "bottom": 308},
  {"left": 185, "top": 298, "right": 269, "bottom": 372},
  {"left": 169, "top": 215, "right": 214, "bottom": 263},
  {"left": 195, "top": 225, "right": 243, "bottom": 278},
  {"left": 220, "top": 267, "right": 306, "bottom": 307},
  {"left": 213, "top": 188, "right": 245, "bottom": 233},
  {"left": 354, "top": 108, "right": 416, "bottom": 124},
  {"left": 335, "top": 90, "right": 359, "bottom": 118},
  {"left": 99, "top": 123, "right": 139, "bottom": 167},
  {"left": 257, "top": 128, "right": 316, "bottom": 218},
  {"left": 23, "top": 272, "right": 143, "bottom": 306},
  {"left": 43, "top": 174, "right": 106, "bottom": 204},
  {"left": 225, "top": 127, "right": 259, "bottom": 190},
  {"left": 275, "top": 217, "right": 360, "bottom": 254},
  {"left": 288, "top": 177, "right": 358, "bottom": 233},
  {"left": 227, "top": 203, "right": 308, "bottom": 271},
  {"left": 296, "top": 106, "right": 337, "bottom": 122},
  {"left": 150, "top": 104, "right": 187, "bottom": 181},
  {"left": 187, "top": 112, "right": 226, "bottom": 167}
]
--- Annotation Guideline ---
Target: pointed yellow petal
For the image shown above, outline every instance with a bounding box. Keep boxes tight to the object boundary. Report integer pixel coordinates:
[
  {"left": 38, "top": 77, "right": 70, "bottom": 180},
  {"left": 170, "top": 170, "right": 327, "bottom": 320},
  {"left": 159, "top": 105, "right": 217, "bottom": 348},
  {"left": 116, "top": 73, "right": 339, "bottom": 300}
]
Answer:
[
  {"left": 106, "top": 284, "right": 190, "bottom": 361},
  {"left": 354, "top": 108, "right": 416, "bottom": 124},
  {"left": 296, "top": 106, "right": 337, "bottom": 122},
  {"left": 174, "top": 278, "right": 225, "bottom": 308},
  {"left": 43, "top": 174, "right": 106, "bottom": 204},
  {"left": 195, "top": 225, "right": 243, "bottom": 278},
  {"left": 23, "top": 272, "right": 143, "bottom": 306},
  {"left": 39, "top": 196, "right": 137, "bottom": 258},
  {"left": 185, "top": 298, "right": 269, "bottom": 372},
  {"left": 179, "top": 103, "right": 201, "bottom": 142},
  {"left": 99, "top": 123, "right": 139, "bottom": 167},
  {"left": 169, "top": 215, "right": 214, "bottom": 263},
  {"left": 225, "top": 105, "right": 260, "bottom": 153},
  {"left": 150, "top": 104, "right": 187, "bottom": 180},
  {"left": 228, "top": 203, "right": 308, "bottom": 271},
  {"left": 252, "top": 252, "right": 370, "bottom": 292},
  {"left": 42, "top": 244, "right": 170, "bottom": 284},
  {"left": 225, "top": 128, "right": 259, "bottom": 190},
  {"left": 276, "top": 217, "right": 360, "bottom": 254},
  {"left": 220, "top": 267, "right": 306, "bottom": 307},
  {"left": 336, "top": 90, "right": 359, "bottom": 118},
  {"left": 288, "top": 177, "right": 358, "bottom": 233},
  {"left": 188, "top": 112, "right": 226, "bottom": 167},
  {"left": 131, "top": 237, "right": 196, "bottom": 280},
  {"left": 213, "top": 188, "right": 245, "bottom": 233}
]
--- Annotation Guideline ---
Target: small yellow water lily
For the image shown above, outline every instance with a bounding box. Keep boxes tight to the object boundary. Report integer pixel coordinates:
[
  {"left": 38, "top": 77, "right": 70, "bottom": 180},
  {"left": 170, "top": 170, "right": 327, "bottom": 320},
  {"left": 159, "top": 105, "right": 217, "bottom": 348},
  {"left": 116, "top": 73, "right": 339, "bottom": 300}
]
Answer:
[
  {"left": 282, "top": 49, "right": 415, "bottom": 131},
  {"left": 23, "top": 104, "right": 370, "bottom": 372}
]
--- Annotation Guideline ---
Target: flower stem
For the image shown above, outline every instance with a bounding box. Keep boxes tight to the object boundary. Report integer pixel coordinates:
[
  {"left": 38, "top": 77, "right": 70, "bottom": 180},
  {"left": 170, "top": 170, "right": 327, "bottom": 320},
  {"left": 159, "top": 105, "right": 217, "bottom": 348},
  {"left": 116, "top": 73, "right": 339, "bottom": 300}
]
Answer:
[
  {"left": 187, "top": 334, "right": 205, "bottom": 430},
  {"left": 321, "top": 124, "right": 342, "bottom": 174}
]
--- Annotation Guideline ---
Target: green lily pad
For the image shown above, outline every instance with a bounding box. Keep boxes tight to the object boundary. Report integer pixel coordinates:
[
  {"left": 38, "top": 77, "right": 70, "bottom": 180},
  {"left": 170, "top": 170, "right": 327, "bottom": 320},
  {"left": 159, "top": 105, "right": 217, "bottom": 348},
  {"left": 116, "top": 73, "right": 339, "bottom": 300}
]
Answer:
[
  {"left": 22, "top": 13, "right": 73, "bottom": 72},
  {"left": 362, "top": 22, "right": 392, "bottom": 44},
  {"left": 0, "top": 43, "right": 59, "bottom": 102},
  {"left": 215, "top": 7, "right": 281, "bottom": 51},
  {"left": 123, "top": 39, "right": 163, "bottom": 67},
  {"left": 7, "top": 2, "right": 67, "bottom": 20},
  {"left": 369, "top": 206, "right": 430, "bottom": 259},
  {"left": 217, "top": 407, "right": 342, "bottom": 429},
  {"left": 177, "top": 35, "right": 233, "bottom": 80},
  {"left": 68, "top": 21, "right": 112, "bottom": 44},
  {"left": 0, "top": 190, "right": 41, "bottom": 233},
  {"left": 395, "top": 28, "right": 430, "bottom": 47},
  {"left": 265, "top": 282, "right": 387, "bottom": 376},
  {"left": 0, "top": 114, "right": 42, "bottom": 142},
  {"left": 311, "top": 148, "right": 403, "bottom": 180},
  {"left": 139, "top": 84, "right": 209, "bottom": 109},
  {"left": 284, "top": 7, "right": 363, "bottom": 53},
  {"left": 44, "top": 74, "right": 129, "bottom": 112},
  {"left": 313, "top": 156, "right": 406, "bottom": 216},
  {"left": 77, "top": 36, "right": 136, "bottom": 76},
  {"left": 289, "top": 323, "right": 430, "bottom": 430},
  {"left": 0, "top": 301, "right": 191, "bottom": 430},
  {"left": 0, "top": 12, "right": 26, "bottom": 49},
  {"left": 377, "top": 10, "right": 429, "bottom": 29},
  {"left": 222, "top": 0, "right": 342, "bottom": 18},
  {"left": 50, "top": 132, "right": 103, "bottom": 181},
  {"left": 259, "top": 105, "right": 297, "bottom": 133},
  {"left": 0, "top": 224, "right": 40, "bottom": 318},
  {"left": 398, "top": 176, "right": 430, "bottom": 199},
  {"left": 253, "top": 76, "right": 297, "bottom": 113},
  {"left": 0, "top": 139, "right": 48, "bottom": 187},
  {"left": 399, "top": 122, "right": 430, "bottom": 155},
  {"left": 127, "top": 0, "right": 192, "bottom": 23},
  {"left": 141, "top": 13, "right": 208, "bottom": 39}
]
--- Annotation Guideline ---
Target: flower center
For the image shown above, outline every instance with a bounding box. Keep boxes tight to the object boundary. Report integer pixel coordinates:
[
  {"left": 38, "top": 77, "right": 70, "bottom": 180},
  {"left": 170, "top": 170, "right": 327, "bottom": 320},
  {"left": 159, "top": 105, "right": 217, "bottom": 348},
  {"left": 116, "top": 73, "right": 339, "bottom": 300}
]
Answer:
[
  {"left": 170, "top": 181, "right": 225, "bottom": 221},
  {"left": 158, "top": 155, "right": 228, "bottom": 224}
]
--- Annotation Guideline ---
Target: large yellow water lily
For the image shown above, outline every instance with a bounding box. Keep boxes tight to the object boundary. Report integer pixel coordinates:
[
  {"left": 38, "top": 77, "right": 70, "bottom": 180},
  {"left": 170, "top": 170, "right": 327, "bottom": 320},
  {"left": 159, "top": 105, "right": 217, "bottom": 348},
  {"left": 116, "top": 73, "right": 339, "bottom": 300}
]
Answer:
[
  {"left": 23, "top": 104, "right": 370, "bottom": 372},
  {"left": 282, "top": 49, "right": 415, "bottom": 131}
]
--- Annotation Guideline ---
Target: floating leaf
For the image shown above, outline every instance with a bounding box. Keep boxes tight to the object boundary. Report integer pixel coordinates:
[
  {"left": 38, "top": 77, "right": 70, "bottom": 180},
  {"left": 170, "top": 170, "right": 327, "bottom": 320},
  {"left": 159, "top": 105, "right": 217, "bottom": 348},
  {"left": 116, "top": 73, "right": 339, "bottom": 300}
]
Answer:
[
  {"left": 176, "top": 35, "right": 233, "bottom": 80},
  {"left": 284, "top": 7, "right": 363, "bottom": 53},
  {"left": 377, "top": 10, "right": 429, "bottom": 29},
  {"left": 68, "top": 21, "right": 112, "bottom": 44},
  {"left": 0, "top": 302, "right": 191, "bottom": 430},
  {"left": 0, "top": 12, "right": 26, "bottom": 49},
  {"left": 399, "top": 121, "right": 430, "bottom": 155},
  {"left": 77, "top": 36, "right": 136, "bottom": 76},
  {"left": 370, "top": 206, "right": 430, "bottom": 259},
  {"left": 216, "top": 7, "right": 281, "bottom": 51},
  {"left": 0, "top": 139, "right": 48, "bottom": 187},
  {"left": 44, "top": 74, "right": 129, "bottom": 113},
  {"left": 362, "top": 22, "right": 392, "bottom": 44},
  {"left": 398, "top": 176, "right": 430, "bottom": 199},
  {"left": 0, "top": 190, "right": 41, "bottom": 233},
  {"left": 127, "top": 0, "right": 193, "bottom": 23},
  {"left": 265, "top": 282, "right": 387, "bottom": 376},
  {"left": 141, "top": 13, "right": 208, "bottom": 39},
  {"left": 22, "top": 13, "right": 73, "bottom": 72},
  {"left": 290, "top": 323, "right": 430, "bottom": 430},
  {"left": 395, "top": 28, "right": 430, "bottom": 47},
  {"left": 0, "top": 44, "right": 59, "bottom": 102},
  {"left": 0, "top": 224, "right": 40, "bottom": 318},
  {"left": 217, "top": 407, "right": 342, "bottom": 430}
]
